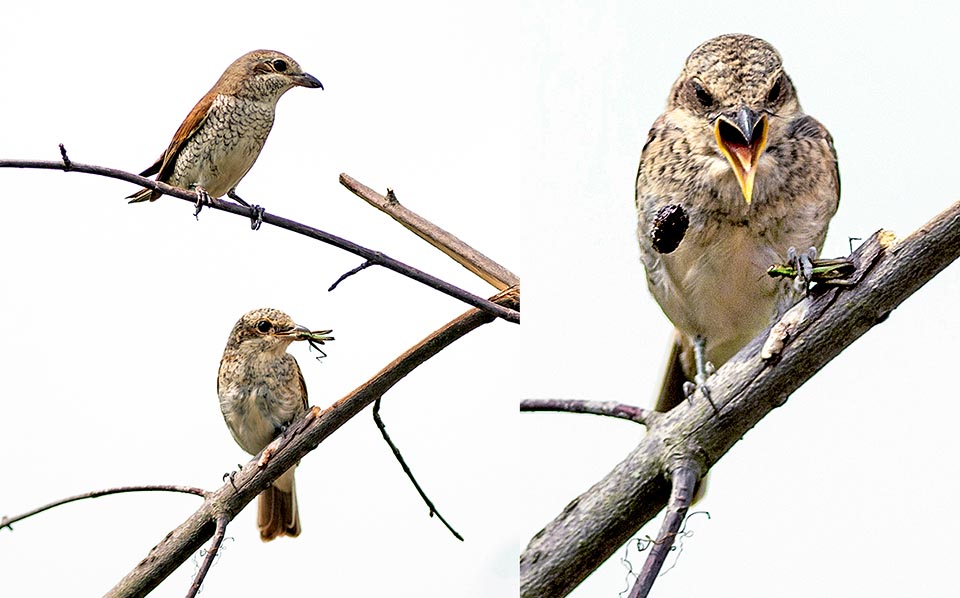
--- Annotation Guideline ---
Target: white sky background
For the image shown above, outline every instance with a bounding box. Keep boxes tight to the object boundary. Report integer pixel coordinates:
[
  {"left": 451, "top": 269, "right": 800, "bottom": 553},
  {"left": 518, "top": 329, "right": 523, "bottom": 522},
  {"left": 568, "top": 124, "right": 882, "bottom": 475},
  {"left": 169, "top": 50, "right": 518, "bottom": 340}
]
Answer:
[{"left": 0, "top": 1, "right": 958, "bottom": 597}]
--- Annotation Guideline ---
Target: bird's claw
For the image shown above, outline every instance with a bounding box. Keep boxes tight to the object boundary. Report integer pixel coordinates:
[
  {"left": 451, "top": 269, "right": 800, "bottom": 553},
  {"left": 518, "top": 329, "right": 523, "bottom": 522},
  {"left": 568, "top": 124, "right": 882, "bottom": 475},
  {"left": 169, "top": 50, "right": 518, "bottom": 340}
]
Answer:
[
  {"left": 788, "top": 246, "right": 818, "bottom": 295},
  {"left": 249, "top": 205, "right": 264, "bottom": 230},
  {"left": 193, "top": 186, "right": 211, "bottom": 220},
  {"left": 223, "top": 470, "right": 239, "bottom": 492},
  {"left": 683, "top": 377, "right": 720, "bottom": 415}
]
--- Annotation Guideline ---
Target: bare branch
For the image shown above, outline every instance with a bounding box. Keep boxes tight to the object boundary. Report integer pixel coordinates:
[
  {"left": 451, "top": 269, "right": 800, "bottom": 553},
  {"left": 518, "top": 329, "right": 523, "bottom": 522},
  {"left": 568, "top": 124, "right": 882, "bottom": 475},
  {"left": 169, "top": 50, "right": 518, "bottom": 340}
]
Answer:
[
  {"left": 106, "top": 286, "right": 519, "bottom": 597},
  {"left": 1, "top": 485, "right": 206, "bottom": 531},
  {"left": 520, "top": 399, "right": 654, "bottom": 426},
  {"left": 0, "top": 158, "right": 518, "bottom": 324},
  {"left": 521, "top": 197, "right": 960, "bottom": 597},
  {"left": 340, "top": 173, "right": 519, "bottom": 290},
  {"left": 373, "top": 398, "right": 464, "bottom": 541}
]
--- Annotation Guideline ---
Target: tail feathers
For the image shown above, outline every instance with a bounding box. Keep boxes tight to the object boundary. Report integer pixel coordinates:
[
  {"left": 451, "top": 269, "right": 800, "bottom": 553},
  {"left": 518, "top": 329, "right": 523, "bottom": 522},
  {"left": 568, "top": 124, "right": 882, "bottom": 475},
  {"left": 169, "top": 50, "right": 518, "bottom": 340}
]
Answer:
[
  {"left": 654, "top": 332, "right": 708, "bottom": 503},
  {"left": 654, "top": 334, "right": 689, "bottom": 413},
  {"left": 258, "top": 481, "right": 300, "bottom": 541},
  {"left": 126, "top": 187, "right": 159, "bottom": 203}
]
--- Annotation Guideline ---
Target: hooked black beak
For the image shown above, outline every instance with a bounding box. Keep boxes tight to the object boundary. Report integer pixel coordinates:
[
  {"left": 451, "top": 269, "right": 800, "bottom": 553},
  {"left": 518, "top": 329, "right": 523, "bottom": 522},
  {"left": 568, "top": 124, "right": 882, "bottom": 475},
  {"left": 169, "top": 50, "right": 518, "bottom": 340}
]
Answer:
[{"left": 295, "top": 73, "right": 323, "bottom": 89}]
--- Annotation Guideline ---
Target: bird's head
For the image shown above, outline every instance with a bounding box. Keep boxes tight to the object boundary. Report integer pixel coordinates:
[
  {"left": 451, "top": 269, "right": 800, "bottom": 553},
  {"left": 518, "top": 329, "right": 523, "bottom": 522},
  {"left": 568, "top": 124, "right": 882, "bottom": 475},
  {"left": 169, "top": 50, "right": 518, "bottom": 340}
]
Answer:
[
  {"left": 220, "top": 50, "right": 323, "bottom": 101},
  {"left": 225, "top": 307, "right": 330, "bottom": 356},
  {"left": 669, "top": 34, "right": 802, "bottom": 204}
]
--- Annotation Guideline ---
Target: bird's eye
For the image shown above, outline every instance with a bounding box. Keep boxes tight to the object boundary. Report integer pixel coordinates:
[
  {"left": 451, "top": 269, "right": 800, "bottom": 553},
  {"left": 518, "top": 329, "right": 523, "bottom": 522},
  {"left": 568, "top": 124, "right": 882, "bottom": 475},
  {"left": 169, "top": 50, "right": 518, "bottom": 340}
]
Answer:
[
  {"left": 272, "top": 59, "right": 288, "bottom": 72},
  {"left": 256, "top": 320, "right": 272, "bottom": 333},
  {"left": 766, "top": 76, "right": 783, "bottom": 103},
  {"left": 691, "top": 80, "right": 713, "bottom": 107}
]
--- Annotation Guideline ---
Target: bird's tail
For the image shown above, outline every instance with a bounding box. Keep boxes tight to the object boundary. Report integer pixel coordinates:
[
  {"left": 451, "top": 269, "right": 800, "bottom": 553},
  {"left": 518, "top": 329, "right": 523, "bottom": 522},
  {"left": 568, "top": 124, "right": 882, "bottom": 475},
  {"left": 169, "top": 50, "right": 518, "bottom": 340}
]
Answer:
[
  {"left": 654, "top": 333, "right": 689, "bottom": 413},
  {"left": 126, "top": 187, "right": 157, "bottom": 203},
  {"left": 654, "top": 333, "right": 708, "bottom": 502},
  {"left": 258, "top": 468, "right": 300, "bottom": 541}
]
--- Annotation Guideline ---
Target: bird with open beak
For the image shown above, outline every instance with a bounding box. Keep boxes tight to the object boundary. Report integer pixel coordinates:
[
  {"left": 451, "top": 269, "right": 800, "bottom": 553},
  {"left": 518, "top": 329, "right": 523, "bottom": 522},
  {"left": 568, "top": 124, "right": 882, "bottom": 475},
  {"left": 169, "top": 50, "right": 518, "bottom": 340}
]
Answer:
[
  {"left": 635, "top": 34, "right": 840, "bottom": 418},
  {"left": 218, "top": 307, "right": 333, "bottom": 541},
  {"left": 127, "top": 50, "right": 322, "bottom": 227}
]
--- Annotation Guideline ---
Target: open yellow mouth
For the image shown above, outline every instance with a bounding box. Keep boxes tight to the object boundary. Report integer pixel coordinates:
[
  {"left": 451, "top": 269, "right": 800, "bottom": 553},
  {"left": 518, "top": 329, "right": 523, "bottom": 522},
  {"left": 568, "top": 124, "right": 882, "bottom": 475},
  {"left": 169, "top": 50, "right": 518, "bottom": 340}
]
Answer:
[{"left": 714, "top": 110, "right": 768, "bottom": 204}]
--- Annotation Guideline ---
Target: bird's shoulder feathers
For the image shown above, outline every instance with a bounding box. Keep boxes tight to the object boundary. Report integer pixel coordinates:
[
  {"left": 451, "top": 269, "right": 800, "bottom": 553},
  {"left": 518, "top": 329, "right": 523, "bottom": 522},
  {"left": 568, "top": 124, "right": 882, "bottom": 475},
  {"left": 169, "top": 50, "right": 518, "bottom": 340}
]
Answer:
[{"left": 154, "top": 89, "right": 219, "bottom": 183}]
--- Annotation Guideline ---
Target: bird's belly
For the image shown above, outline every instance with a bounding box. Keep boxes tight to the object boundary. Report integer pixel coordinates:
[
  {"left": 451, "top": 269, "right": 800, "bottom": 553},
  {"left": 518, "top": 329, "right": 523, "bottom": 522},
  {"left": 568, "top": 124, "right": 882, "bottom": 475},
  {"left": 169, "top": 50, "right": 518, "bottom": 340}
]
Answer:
[
  {"left": 172, "top": 134, "right": 268, "bottom": 198},
  {"left": 655, "top": 228, "right": 782, "bottom": 364},
  {"left": 220, "top": 386, "right": 293, "bottom": 456}
]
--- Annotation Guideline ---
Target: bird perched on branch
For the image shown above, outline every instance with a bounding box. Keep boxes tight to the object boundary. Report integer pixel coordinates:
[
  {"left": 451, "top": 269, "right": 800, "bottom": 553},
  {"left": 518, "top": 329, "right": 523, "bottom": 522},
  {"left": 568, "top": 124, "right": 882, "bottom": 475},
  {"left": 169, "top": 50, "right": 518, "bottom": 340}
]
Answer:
[
  {"left": 218, "top": 307, "right": 332, "bottom": 541},
  {"left": 635, "top": 34, "right": 840, "bottom": 413},
  {"left": 126, "top": 50, "right": 322, "bottom": 228}
]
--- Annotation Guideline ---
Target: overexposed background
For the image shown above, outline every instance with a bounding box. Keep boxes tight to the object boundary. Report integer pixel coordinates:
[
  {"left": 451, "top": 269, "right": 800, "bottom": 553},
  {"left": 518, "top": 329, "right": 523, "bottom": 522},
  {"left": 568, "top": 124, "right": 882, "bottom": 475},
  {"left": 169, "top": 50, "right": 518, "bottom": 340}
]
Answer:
[{"left": 1, "top": 1, "right": 958, "bottom": 597}]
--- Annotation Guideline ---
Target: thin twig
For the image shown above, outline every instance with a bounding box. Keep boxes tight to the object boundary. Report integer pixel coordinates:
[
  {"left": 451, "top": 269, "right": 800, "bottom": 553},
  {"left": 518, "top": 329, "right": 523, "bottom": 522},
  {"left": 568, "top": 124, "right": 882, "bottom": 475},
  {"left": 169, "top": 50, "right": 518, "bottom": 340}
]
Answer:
[
  {"left": 328, "top": 260, "right": 374, "bottom": 291},
  {"left": 628, "top": 464, "right": 699, "bottom": 598},
  {"left": 1, "top": 485, "right": 206, "bottom": 531},
  {"left": 373, "top": 398, "right": 464, "bottom": 541},
  {"left": 520, "top": 399, "right": 653, "bottom": 426},
  {"left": 58, "top": 144, "right": 71, "bottom": 169},
  {"left": 0, "top": 158, "right": 519, "bottom": 324},
  {"left": 185, "top": 514, "right": 229, "bottom": 598},
  {"left": 340, "top": 174, "right": 519, "bottom": 291}
]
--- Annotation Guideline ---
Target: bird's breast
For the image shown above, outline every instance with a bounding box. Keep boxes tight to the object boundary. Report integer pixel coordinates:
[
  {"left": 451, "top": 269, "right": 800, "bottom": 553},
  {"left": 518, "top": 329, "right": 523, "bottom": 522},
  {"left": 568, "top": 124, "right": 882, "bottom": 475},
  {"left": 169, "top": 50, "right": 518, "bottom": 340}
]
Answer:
[
  {"left": 218, "top": 352, "right": 305, "bottom": 456},
  {"left": 169, "top": 95, "right": 277, "bottom": 197}
]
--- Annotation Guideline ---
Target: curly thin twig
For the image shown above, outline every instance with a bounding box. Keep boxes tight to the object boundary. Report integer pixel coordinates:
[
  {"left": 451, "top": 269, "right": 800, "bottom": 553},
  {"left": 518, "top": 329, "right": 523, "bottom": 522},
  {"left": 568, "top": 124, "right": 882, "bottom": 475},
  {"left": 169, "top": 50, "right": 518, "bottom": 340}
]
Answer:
[
  {"left": 185, "top": 514, "right": 229, "bottom": 598},
  {"left": 628, "top": 464, "right": 699, "bottom": 598},
  {"left": 520, "top": 399, "right": 653, "bottom": 426},
  {"left": 373, "top": 398, "right": 464, "bottom": 541},
  {"left": 0, "top": 157, "right": 518, "bottom": 324},
  {"left": 1, "top": 485, "right": 206, "bottom": 531}
]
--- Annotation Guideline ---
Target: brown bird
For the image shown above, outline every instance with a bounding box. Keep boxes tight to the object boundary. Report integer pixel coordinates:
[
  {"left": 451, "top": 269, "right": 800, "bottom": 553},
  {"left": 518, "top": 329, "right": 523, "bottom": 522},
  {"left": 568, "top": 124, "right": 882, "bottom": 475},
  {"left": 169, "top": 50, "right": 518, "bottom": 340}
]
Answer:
[
  {"left": 635, "top": 34, "right": 840, "bottom": 413},
  {"left": 127, "top": 50, "right": 322, "bottom": 226},
  {"left": 217, "top": 307, "right": 332, "bottom": 541}
]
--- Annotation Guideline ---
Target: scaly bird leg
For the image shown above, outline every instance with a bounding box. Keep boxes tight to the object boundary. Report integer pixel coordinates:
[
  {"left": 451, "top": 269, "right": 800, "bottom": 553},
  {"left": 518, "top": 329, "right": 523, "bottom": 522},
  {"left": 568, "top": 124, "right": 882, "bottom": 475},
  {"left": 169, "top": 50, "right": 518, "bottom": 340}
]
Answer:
[{"left": 682, "top": 335, "right": 720, "bottom": 415}]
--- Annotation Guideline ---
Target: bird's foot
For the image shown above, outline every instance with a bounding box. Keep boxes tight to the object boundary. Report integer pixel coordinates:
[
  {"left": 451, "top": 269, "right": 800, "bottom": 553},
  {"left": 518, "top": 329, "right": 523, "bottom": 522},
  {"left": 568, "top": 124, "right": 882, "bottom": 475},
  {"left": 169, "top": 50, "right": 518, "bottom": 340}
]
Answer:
[
  {"left": 787, "top": 246, "right": 818, "bottom": 295},
  {"left": 193, "top": 186, "right": 211, "bottom": 220},
  {"left": 683, "top": 362, "right": 719, "bottom": 415},
  {"left": 249, "top": 205, "right": 265, "bottom": 230},
  {"left": 227, "top": 189, "right": 264, "bottom": 230},
  {"left": 222, "top": 469, "right": 240, "bottom": 492}
]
